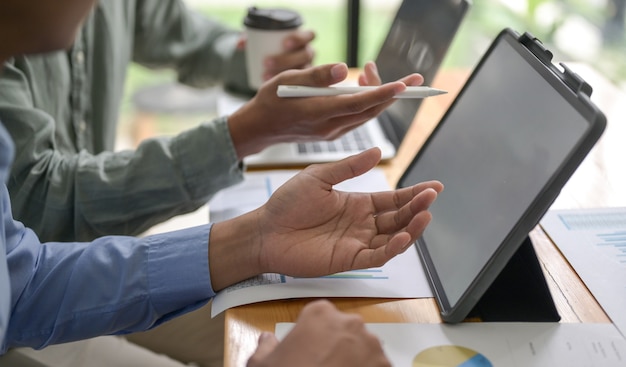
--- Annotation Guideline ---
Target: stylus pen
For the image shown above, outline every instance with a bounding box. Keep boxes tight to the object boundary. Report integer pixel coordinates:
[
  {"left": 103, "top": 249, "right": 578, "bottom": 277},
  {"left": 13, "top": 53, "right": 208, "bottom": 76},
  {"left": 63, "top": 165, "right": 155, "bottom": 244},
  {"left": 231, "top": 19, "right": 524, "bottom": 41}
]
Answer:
[{"left": 277, "top": 85, "right": 447, "bottom": 99}]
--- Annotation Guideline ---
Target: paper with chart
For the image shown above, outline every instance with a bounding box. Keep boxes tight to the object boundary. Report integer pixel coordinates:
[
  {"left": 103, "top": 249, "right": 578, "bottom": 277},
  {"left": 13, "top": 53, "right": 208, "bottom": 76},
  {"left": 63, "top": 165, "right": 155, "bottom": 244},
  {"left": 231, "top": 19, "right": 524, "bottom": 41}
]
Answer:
[
  {"left": 275, "top": 322, "right": 626, "bottom": 367},
  {"left": 540, "top": 207, "right": 626, "bottom": 337},
  {"left": 208, "top": 168, "right": 433, "bottom": 316}
]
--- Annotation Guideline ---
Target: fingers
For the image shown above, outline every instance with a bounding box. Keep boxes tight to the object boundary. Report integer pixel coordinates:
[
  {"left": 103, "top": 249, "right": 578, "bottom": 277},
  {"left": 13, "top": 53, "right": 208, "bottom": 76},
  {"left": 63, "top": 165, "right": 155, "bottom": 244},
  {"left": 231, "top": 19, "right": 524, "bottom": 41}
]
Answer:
[
  {"left": 358, "top": 61, "right": 381, "bottom": 86},
  {"left": 399, "top": 73, "right": 424, "bottom": 86},
  {"left": 374, "top": 187, "right": 438, "bottom": 235},
  {"left": 299, "top": 299, "right": 337, "bottom": 318},
  {"left": 274, "top": 62, "right": 349, "bottom": 87},
  {"left": 372, "top": 180, "right": 444, "bottom": 213},
  {"left": 306, "top": 148, "right": 382, "bottom": 187},
  {"left": 263, "top": 30, "right": 316, "bottom": 80},
  {"left": 264, "top": 45, "right": 315, "bottom": 80},
  {"left": 271, "top": 63, "right": 406, "bottom": 124},
  {"left": 320, "top": 81, "right": 405, "bottom": 120},
  {"left": 354, "top": 210, "right": 433, "bottom": 269},
  {"left": 358, "top": 61, "right": 423, "bottom": 87},
  {"left": 247, "top": 332, "right": 279, "bottom": 367},
  {"left": 283, "top": 30, "right": 316, "bottom": 51}
]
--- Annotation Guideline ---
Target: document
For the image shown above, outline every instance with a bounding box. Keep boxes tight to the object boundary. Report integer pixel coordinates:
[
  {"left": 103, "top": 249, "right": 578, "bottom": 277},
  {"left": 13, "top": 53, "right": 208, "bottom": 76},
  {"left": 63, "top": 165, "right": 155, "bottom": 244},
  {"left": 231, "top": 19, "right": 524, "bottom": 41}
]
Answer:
[
  {"left": 275, "top": 322, "right": 626, "bottom": 367},
  {"left": 208, "top": 168, "right": 433, "bottom": 316},
  {"left": 540, "top": 207, "right": 626, "bottom": 337}
]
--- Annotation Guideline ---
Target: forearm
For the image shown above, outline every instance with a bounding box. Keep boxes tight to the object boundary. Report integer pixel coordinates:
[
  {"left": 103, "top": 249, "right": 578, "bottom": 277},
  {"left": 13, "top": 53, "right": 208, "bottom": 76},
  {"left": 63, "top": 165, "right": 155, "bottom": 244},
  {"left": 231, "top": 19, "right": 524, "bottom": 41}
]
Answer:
[
  {"left": 133, "top": 0, "right": 249, "bottom": 90},
  {"left": 7, "top": 110, "right": 242, "bottom": 241},
  {"left": 4, "top": 207, "right": 213, "bottom": 351}
]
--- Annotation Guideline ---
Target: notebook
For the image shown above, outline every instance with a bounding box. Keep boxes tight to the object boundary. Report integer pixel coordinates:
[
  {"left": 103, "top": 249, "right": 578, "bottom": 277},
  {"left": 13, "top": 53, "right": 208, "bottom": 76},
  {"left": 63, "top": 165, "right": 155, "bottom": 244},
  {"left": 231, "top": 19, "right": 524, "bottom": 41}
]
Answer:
[
  {"left": 397, "top": 29, "right": 606, "bottom": 323},
  {"left": 218, "top": 0, "right": 470, "bottom": 167}
]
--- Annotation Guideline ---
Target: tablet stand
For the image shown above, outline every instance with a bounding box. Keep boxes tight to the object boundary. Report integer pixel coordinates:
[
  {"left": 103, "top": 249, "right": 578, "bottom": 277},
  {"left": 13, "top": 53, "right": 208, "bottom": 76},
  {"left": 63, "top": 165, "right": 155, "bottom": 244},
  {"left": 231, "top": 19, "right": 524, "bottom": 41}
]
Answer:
[{"left": 466, "top": 236, "right": 561, "bottom": 322}]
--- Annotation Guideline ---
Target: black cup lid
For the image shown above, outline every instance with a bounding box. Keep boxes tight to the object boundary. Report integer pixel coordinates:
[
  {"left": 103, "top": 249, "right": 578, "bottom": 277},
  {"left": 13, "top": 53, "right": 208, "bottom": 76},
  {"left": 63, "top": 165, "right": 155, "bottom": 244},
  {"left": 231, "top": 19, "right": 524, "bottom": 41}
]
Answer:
[{"left": 244, "top": 6, "right": 302, "bottom": 30}]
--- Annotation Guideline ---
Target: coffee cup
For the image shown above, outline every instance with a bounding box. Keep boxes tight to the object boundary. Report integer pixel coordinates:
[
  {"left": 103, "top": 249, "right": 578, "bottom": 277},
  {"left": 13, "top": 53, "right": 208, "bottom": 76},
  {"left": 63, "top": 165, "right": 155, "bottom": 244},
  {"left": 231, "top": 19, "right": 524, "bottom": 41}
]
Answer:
[{"left": 244, "top": 6, "right": 302, "bottom": 89}]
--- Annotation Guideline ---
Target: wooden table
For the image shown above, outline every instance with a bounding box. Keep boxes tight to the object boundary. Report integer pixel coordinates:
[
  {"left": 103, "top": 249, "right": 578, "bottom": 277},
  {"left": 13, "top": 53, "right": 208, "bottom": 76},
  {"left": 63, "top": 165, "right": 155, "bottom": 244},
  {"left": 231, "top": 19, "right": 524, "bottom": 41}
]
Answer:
[{"left": 224, "top": 64, "right": 624, "bottom": 367}]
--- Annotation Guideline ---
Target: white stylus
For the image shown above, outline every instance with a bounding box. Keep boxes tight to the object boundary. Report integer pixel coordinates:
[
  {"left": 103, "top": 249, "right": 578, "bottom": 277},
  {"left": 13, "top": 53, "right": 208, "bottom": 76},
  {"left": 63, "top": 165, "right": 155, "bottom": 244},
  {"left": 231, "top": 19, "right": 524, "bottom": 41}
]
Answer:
[{"left": 277, "top": 85, "right": 447, "bottom": 98}]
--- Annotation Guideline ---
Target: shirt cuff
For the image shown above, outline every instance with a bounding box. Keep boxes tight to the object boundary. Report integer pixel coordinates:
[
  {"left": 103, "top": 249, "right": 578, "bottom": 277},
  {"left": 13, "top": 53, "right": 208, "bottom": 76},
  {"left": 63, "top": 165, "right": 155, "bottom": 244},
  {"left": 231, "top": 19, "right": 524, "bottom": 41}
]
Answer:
[
  {"left": 170, "top": 116, "right": 244, "bottom": 200},
  {"left": 146, "top": 224, "right": 214, "bottom": 317}
]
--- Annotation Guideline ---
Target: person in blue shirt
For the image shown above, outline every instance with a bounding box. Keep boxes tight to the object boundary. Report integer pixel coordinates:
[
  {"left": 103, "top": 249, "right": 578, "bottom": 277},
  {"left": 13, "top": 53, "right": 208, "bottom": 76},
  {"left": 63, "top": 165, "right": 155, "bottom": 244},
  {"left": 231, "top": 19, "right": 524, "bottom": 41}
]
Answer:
[{"left": 0, "top": 1, "right": 443, "bottom": 366}]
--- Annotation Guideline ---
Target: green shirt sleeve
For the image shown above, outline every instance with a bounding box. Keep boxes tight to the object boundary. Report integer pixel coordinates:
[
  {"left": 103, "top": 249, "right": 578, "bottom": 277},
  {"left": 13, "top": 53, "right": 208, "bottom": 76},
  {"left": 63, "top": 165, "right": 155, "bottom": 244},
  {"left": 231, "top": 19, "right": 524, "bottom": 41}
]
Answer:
[
  {"left": 0, "top": 0, "right": 253, "bottom": 242},
  {"left": 0, "top": 60, "right": 244, "bottom": 242},
  {"left": 132, "top": 0, "right": 252, "bottom": 93}
]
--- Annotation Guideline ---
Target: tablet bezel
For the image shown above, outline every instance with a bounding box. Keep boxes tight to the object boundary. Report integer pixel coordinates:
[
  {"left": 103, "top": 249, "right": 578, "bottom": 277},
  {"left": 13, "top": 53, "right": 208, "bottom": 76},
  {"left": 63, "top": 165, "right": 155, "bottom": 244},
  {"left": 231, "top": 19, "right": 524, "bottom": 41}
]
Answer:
[{"left": 397, "top": 28, "right": 606, "bottom": 323}]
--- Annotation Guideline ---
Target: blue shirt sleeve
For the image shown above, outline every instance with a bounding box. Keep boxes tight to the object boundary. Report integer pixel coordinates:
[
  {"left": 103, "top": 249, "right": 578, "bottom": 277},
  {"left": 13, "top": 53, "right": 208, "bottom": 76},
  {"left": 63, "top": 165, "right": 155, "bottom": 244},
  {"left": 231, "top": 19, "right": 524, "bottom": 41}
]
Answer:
[
  {"left": 1, "top": 194, "right": 215, "bottom": 352},
  {"left": 0, "top": 123, "right": 215, "bottom": 352}
]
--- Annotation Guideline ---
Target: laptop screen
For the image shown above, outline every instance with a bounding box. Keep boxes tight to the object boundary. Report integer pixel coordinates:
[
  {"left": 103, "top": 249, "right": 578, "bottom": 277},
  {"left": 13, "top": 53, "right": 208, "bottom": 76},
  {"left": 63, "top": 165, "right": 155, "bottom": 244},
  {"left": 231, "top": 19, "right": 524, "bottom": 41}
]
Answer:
[
  {"left": 375, "top": 0, "right": 468, "bottom": 148},
  {"left": 398, "top": 31, "right": 601, "bottom": 313}
]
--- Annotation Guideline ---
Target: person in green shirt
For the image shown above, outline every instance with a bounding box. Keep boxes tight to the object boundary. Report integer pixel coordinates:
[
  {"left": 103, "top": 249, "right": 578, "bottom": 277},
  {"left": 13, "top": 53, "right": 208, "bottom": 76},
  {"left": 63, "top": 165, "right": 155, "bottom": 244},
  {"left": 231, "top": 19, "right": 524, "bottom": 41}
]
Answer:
[{"left": 0, "top": 0, "right": 424, "bottom": 366}]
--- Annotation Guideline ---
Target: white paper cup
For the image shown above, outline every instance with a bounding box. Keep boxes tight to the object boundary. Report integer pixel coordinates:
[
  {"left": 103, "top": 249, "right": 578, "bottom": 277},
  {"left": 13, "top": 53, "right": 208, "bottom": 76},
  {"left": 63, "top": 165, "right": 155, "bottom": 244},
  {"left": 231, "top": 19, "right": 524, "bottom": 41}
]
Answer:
[{"left": 244, "top": 7, "right": 302, "bottom": 90}]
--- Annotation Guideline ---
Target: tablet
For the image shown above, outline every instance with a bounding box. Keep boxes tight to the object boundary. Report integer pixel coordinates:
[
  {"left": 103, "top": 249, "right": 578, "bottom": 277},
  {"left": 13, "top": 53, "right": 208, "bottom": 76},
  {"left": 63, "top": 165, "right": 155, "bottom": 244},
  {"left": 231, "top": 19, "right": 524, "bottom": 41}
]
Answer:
[{"left": 397, "top": 29, "right": 606, "bottom": 323}]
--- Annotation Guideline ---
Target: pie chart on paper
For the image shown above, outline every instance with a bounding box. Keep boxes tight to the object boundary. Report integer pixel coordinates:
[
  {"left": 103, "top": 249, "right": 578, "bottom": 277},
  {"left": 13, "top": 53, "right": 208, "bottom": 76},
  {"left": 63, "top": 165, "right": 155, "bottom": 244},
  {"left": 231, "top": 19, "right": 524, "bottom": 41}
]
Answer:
[{"left": 412, "top": 345, "right": 493, "bottom": 367}]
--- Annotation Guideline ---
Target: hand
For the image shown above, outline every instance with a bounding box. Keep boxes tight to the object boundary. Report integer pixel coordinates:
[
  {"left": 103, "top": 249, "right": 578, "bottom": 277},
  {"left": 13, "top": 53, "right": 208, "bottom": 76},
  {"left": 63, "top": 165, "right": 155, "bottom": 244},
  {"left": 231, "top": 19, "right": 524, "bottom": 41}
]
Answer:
[
  {"left": 208, "top": 148, "right": 442, "bottom": 290},
  {"left": 254, "top": 147, "right": 442, "bottom": 277},
  {"left": 228, "top": 62, "right": 423, "bottom": 159},
  {"left": 236, "top": 30, "right": 316, "bottom": 82},
  {"left": 263, "top": 30, "right": 316, "bottom": 81},
  {"left": 246, "top": 300, "right": 391, "bottom": 367}
]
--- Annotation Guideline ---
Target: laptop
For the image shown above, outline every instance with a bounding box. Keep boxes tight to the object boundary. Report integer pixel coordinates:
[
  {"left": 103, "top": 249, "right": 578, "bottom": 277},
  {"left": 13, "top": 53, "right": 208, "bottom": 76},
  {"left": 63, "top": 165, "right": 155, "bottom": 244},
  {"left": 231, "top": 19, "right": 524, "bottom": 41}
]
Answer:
[
  {"left": 218, "top": 0, "right": 470, "bottom": 167},
  {"left": 397, "top": 29, "right": 606, "bottom": 323}
]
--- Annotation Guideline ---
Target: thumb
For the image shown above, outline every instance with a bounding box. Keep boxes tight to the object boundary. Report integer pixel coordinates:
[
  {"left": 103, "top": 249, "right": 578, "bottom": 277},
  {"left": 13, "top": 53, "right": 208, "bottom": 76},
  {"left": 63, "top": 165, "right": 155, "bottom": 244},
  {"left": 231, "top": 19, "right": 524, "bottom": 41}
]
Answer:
[
  {"left": 308, "top": 147, "right": 382, "bottom": 186},
  {"left": 276, "top": 62, "right": 349, "bottom": 87}
]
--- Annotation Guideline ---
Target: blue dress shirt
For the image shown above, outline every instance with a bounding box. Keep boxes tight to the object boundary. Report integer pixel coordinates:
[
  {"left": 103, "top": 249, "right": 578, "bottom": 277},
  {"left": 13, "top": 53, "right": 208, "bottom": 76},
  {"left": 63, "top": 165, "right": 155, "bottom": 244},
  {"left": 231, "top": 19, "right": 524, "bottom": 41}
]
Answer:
[{"left": 0, "top": 123, "right": 215, "bottom": 353}]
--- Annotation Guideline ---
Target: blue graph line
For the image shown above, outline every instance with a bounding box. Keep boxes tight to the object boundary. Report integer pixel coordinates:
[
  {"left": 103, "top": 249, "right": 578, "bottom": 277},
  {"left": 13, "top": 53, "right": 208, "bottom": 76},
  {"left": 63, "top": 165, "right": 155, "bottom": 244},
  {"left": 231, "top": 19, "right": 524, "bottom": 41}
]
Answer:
[
  {"left": 558, "top": 213, "right": 626, "bottom": 231},
  {"left": 597, "top": 231, "right": 626, "bottom": 264}
]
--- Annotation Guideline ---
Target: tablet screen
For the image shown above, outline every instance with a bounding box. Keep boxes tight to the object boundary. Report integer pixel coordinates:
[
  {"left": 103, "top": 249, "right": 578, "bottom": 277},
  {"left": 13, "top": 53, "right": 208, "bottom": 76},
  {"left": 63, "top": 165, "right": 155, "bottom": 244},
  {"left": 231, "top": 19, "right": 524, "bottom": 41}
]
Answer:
[{"left": 399, "top": 33, "right": 594, "bottom": 313}]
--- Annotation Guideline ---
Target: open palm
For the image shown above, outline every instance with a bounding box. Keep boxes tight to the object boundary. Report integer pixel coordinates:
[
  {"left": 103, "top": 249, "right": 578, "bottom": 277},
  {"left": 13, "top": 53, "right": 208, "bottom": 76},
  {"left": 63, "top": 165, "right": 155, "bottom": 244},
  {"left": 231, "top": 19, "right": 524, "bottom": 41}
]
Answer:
[{"left": 256, "top": 148, "right": 442, "bottom": 277}]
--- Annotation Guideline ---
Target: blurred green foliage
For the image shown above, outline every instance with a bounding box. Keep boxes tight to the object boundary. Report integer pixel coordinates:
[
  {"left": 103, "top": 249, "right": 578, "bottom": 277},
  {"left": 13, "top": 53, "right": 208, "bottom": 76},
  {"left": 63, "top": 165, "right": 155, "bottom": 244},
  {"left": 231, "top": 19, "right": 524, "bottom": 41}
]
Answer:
[{"left": 123, "top": 0, "right": 626, "bottom": 114}]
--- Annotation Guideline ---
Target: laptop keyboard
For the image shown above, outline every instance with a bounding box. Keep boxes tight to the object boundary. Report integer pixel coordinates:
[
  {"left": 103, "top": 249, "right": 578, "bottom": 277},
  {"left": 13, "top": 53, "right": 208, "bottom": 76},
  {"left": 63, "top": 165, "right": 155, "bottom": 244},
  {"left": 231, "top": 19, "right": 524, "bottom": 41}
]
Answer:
[{"left": 297, "top": 126, "right": 374, "bottom": 154}]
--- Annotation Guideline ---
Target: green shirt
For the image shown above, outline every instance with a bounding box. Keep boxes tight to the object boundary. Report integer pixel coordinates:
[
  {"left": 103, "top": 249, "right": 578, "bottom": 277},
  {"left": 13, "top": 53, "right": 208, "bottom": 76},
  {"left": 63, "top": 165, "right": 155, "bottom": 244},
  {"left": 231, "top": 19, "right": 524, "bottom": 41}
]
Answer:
[{"left": 0, "top": 0, "right": 249, "bottom": 241}]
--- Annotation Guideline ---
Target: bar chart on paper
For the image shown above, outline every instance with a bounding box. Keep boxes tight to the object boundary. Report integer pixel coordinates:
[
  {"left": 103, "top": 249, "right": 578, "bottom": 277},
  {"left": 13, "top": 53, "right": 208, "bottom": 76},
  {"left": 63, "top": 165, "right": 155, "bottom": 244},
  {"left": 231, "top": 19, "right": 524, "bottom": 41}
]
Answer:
[
  {"left": 553, "top": 210, "right": 626, "bottom": 266},
  {"left": 596, "top": 230, "right": 626, "bottom": 265},
  {"left": 541, "top": 207, "right": 626, "bottom": 337}
]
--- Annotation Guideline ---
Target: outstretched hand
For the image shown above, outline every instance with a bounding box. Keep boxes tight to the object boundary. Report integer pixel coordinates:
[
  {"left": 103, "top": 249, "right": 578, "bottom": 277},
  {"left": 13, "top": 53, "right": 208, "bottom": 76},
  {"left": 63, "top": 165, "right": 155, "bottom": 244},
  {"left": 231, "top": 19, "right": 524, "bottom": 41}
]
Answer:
[
  {"left": 208, "top": 148, "right": 441, "bottom": 291},
  {"left": 256, "top": 148, "right": 442, "bottom": 277},
  {"left": 227, "top": 62, "right": 424, "bottom": 160}
]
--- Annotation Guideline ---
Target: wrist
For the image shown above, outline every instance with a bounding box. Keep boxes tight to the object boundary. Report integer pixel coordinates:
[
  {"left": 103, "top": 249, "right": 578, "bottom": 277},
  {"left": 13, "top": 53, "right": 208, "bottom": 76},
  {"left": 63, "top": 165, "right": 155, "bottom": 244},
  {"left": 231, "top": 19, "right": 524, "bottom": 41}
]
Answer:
[
  {"left": 208, "top": 209, "right": 264, "bottom": 291},
  {"left": 228, "top": 104, "right": 280, "bottom": 159}
]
